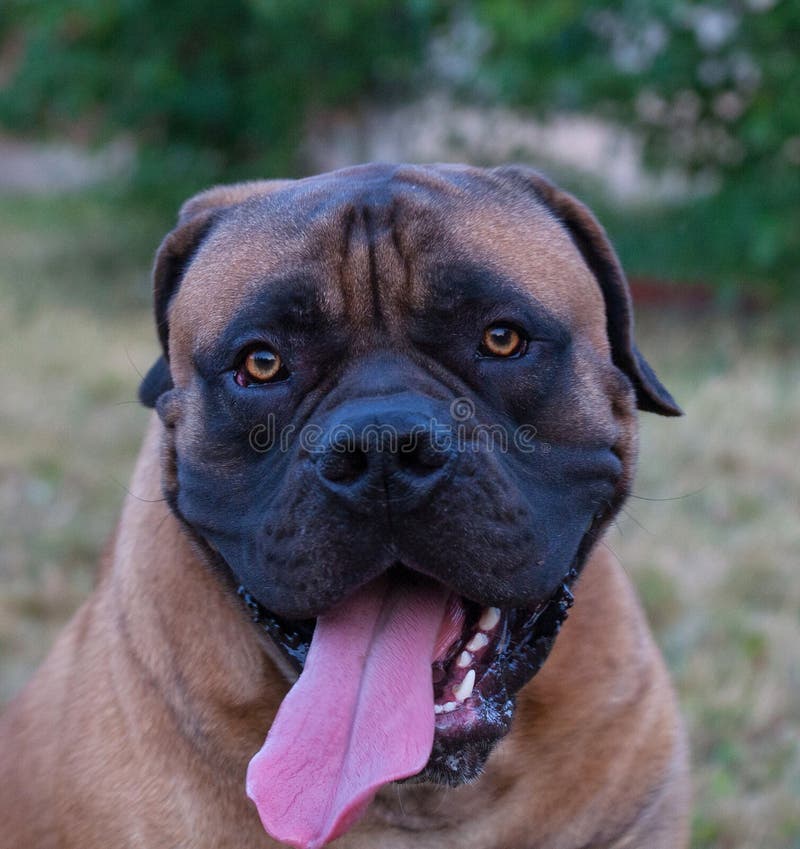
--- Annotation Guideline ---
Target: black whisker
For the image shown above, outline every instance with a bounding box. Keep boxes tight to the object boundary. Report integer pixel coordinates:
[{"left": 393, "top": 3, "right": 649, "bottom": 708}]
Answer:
[
  {"left": 111, "top": 477, "right": 167, "bottom": 503},
  {"left": 628, "top": 485, "right": 707, "bottom": 502}
]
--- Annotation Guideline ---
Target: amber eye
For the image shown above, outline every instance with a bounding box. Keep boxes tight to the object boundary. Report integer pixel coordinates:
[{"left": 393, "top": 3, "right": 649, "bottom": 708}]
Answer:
[
  {"left": 236, "top": 347, "right": 286, "bottom": 386},
  {"left": 479, "top": 325, "right": 527, "bottom": 358}
]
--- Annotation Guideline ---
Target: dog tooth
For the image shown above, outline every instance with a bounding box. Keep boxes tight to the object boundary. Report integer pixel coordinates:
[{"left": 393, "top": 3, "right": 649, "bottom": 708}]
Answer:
[
  {"left": 456, "top": 650, "right": 473, "bottom": 668},
  {"left": 454, "top": 669, "right": 476, "bottom": 703},
  {"left": 434, "top": 704, "right": 444, "bottom": 715},
  {"left": 478, "top": 606, "right": 501, "bottom": 631},
  {"left": 442, "top": 701, "right": 459, "bottom": 713},
  {"left": 466, "top": 632, "right": 489, "bottom": 652}
]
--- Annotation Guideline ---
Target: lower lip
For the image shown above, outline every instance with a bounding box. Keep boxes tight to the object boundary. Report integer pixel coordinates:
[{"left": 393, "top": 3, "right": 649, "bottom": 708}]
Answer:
[{"left": 434, "top": 701, "right": 479, "bottom": 728}]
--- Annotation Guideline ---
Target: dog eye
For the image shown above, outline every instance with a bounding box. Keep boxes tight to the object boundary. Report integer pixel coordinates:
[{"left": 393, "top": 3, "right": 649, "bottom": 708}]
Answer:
[
  {"left": 235, "top": 346, "right": 288, "bottom": 386},
  {"left": 479, "top": 325, "right": 527, "bottom": 358}
]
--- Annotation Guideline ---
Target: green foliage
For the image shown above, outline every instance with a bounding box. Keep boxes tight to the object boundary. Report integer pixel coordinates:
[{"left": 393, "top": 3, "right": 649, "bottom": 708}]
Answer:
[
  {"left": 471, "top": 0, "right": 800, "bottom": 296},
  {"left": 0, "top": 0, "right": 442, "bottom": 189},
  {"left": 1, "top": 1, "right": 798, "bottom": 294}
]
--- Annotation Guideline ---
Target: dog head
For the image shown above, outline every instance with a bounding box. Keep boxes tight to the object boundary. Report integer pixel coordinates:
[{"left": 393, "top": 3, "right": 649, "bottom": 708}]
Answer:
[{"left": 139, "top": 163, "right": 679, "bottom": 841}]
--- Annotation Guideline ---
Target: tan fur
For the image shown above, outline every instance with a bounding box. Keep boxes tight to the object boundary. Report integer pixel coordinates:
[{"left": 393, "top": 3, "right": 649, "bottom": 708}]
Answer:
[{"left": 0, "top": 166, "right": 689, "bottom": 848}]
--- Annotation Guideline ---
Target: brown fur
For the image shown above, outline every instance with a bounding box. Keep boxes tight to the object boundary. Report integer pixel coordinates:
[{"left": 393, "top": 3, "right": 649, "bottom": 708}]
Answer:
[{"left": 0, "top": 164, "right": 689, "bottom": 848}]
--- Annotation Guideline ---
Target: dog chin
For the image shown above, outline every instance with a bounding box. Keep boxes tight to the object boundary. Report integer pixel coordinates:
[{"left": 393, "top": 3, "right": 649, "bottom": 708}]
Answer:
[{"left": 409, "top": 711, "right": 513, "bottom": 786}]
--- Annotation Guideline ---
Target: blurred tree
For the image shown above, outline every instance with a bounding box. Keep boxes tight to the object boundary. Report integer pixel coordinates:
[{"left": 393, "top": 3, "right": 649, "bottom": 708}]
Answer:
[
  {"left": 0, "top": 0, "right": 797, "bottom": 296},
  {"left": 0, "top": 0, "right": 443, "bottom": 183},
  {"left": 472, "top": 0, "right": 800, "bottom": 297}
]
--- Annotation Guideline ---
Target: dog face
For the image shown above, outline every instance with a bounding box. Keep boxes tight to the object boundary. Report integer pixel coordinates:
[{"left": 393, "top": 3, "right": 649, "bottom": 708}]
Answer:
[{"left": 141, "top": 164, "right": 679, "bottom": 786}]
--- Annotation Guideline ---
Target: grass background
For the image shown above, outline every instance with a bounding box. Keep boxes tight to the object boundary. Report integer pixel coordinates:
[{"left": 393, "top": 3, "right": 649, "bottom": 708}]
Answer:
[{"left": 0, "top": 191, "right": 798, "bottom": 849}]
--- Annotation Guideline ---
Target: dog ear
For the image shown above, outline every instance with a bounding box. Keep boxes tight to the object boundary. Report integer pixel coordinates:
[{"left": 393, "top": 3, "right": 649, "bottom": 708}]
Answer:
[
  {"left": 139, "top": 180, "right": 293, "bottom": 407},
  {"left": 138, "top": 356, "right": 173, "bottom": 409},
  {"left": 495, "top": 166, "right": 682, "bottom": 417}
]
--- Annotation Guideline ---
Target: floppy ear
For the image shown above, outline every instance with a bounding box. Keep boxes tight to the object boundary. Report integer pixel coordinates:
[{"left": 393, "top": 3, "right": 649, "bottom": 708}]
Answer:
[
  {"left": 139, "top": 180, "right": 294, "bottom": 408},
  {"left": 138, "top": 356, "right": 173, "bottom": 409},
  {"left": 494, "top": 166, "right": 682, "bottom": 416}
]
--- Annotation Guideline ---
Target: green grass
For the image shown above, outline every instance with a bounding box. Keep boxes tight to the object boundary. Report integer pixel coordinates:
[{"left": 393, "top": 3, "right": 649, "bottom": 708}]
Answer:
[
  {"left": 612, "top": 314, "right": 800, "bottom": 849},
  {"left": 1, "top": 190, "right": 798, "bottom": 849},
  {"left": 0, "top": 190, "right": 159, "bottom": 695}
]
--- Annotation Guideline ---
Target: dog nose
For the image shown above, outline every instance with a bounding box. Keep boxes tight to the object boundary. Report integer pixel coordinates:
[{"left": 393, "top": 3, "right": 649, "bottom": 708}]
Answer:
[{"left": 312, "top": 402, "right": 456, "bottom": 513}]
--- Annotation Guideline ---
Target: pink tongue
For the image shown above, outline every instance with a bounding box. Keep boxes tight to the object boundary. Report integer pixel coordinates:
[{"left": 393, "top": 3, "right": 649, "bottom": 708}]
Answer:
[{"left": 246, "top": 575, "right": 449, "bottom": 849}]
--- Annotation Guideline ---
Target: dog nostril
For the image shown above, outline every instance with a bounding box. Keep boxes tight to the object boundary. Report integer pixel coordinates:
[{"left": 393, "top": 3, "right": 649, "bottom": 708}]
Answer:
[
  {"left": 396, "top": 436, "right": 449, "bottom": 475},
  {"left": 317, "top": 447, "right": 369, "bottom": 483}
]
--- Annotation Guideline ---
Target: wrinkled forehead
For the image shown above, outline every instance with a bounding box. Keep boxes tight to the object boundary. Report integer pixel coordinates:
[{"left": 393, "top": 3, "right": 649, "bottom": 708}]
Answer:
[{"left": 168, "top": 166, "right": 609, "bottom": 362}]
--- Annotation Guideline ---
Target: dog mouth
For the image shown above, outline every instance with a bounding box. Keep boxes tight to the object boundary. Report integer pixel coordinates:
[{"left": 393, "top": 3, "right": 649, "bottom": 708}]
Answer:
[
  {"left": 238, "top": 566, "right": 575, "bottom": 780},
  {"left": 240, "top": 566, "right": 577, "bottom": 848}
]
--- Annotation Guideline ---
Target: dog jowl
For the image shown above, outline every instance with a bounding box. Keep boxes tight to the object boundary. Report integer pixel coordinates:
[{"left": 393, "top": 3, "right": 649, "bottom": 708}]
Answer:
[{"left": 138, "top": 164, "right": 681, "bottom": 849}]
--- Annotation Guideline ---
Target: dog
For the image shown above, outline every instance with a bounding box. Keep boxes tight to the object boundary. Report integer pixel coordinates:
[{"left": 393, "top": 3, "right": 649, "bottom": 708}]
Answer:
[{"left": 0, "top": 163, "right": 690, "bottom": 849}]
